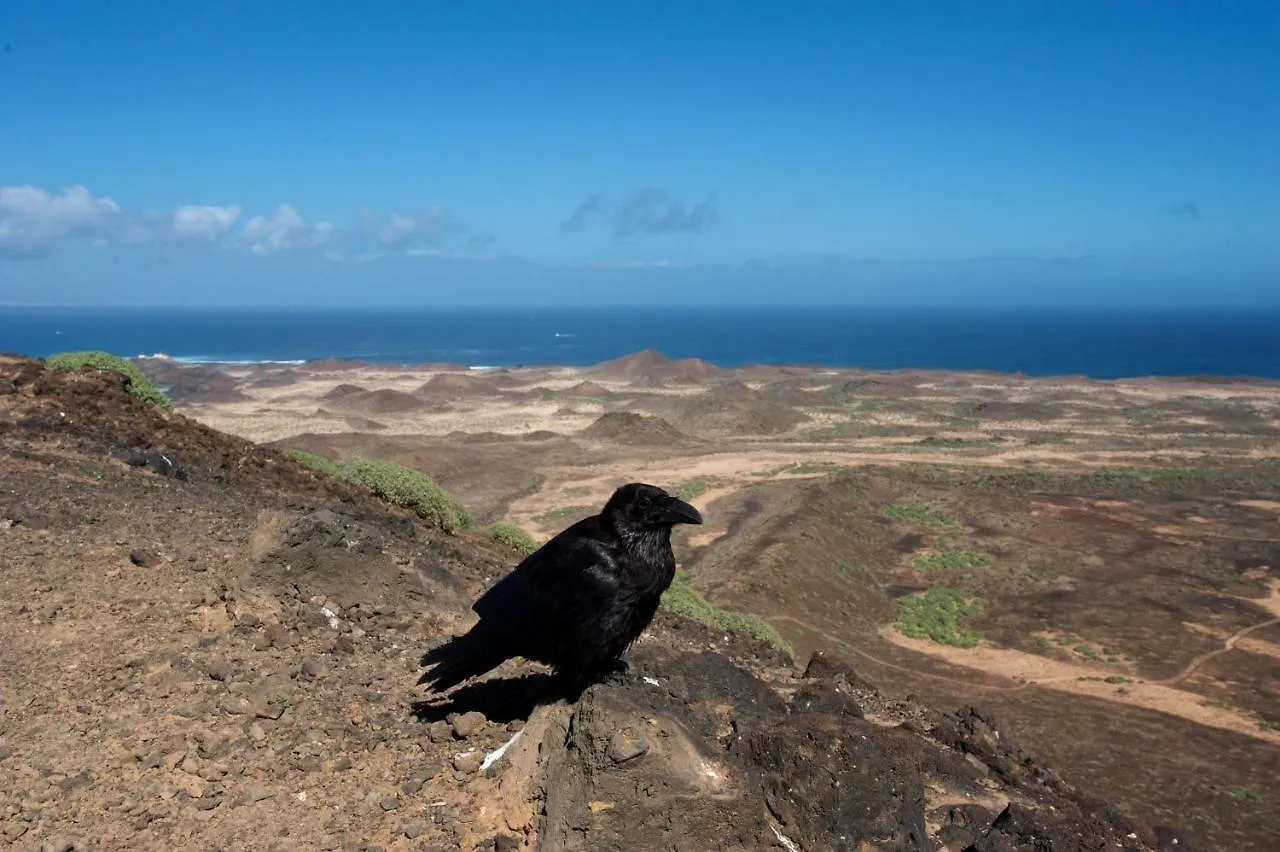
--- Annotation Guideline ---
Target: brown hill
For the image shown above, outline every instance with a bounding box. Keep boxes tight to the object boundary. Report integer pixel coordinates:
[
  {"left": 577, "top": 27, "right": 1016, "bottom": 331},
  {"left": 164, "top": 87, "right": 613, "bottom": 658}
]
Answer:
[
  {"left": 487, "top": 371, "right": 529, "bottom": 389},
  {"left": 705, "top": 379, "right": 761, "bottom": 402},
  {"left": 633, "top": 395, "right": 809, "bottom": 437},
  {"left": 245, "top": 369, "right": 307, "bottom": 389},
  {"left": 579, "top": 411, "right": 694, "bottom": 445},
  {"left": 416, "top": 372, "right": 503, "bottom": 398},
  {"left": 663, "top": 356, "right": 727, "bottom": 381},
  {"left": 133, "top": 357, "right": 253, "bottom": 404},
  {"left": 326, "top": 387, "right": 427, "bottom": 415},
  {"left": 683, "top": 397, "right": 809, "bottom": 436},
  {"left": 321, "top": 382, "right": 368, "bottom": 400},
  {"left": 0, "top": 354, "right": 1202, "bottom": 851},
  {"left": 589, "top": 348, "right": 670, "bottom": 379},
  {"left": 561, "top": 380, "right": 612, "bottom": 398},
  {"left": 821, "top": 375, "right": 922, "bottom": 402},
  {"left": 306, "top": 358, "right": 375, "bottom": 370},
  {"left": 589, "top": 349, "right": 727, "bottom": 384}
]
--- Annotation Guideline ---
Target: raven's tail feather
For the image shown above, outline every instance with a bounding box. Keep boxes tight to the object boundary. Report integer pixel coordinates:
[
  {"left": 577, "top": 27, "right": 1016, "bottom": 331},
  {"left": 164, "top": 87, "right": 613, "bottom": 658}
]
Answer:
[{"left": 417, "top": 633, "right": 509, "bottom": 693}]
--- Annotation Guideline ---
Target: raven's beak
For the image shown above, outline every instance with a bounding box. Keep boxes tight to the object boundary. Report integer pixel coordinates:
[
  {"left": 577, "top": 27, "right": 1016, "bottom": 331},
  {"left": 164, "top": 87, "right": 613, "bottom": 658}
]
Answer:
[{"left": 660, "top": 497, "right": 703, "bottom": 525}]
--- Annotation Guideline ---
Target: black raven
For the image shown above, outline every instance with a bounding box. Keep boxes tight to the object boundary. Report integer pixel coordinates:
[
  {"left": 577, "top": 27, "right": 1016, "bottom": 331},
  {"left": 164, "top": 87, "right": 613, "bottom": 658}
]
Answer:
[{"left": 418, "top": 482, "right": 703, "bottom": 696}]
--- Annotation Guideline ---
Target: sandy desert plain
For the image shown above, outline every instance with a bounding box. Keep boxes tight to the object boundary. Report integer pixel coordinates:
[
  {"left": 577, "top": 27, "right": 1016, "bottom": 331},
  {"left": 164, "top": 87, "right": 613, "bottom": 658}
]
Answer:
[{"left": 144, "top": 348, "right": 1280, "bottom": 842}]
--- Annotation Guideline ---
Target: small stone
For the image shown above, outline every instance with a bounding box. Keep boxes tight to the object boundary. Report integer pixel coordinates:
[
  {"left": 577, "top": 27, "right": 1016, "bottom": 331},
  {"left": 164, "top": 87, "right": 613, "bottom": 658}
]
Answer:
[
  {"left": 426, "top": 721, "right": 453, "bottom": 744},
  {"left": 451, "top": 751, "right": 483, "bottom": 774},
  {"left": 607, "top": 730, "right": 648, "bottom": 763},
  {"left": 196, "top": 732, "right": 229, "bottom": 758},
  {"left": 401, "top": 777, "right": 424, "bottom": 795},
  {"left": 265, "top": 623, "right": 299, "bottom": 650},
  {"left": 380, "top": 795, "right": 399, "bottom": 812},
  {"left": 333, "top": 635, "right": 355, "bottom": 655},
  {"left": 333, "top": 757, "right": 354, "bottom": 772},
  {"left": 3, "top": 822, "right": 29, "bottom": 842},
  {"left": 450, "top": 711, "right": 487, "bottom": 739},
  {"left": 198, "top": 763, "right": 228, "bottom": 782},
  {"left": 404, "top": 822, "right": 425, "bottom": 839},
  {"left": 493, "top": 835, "right": 519, "bottom": 852},
  {"left": 180, "top": 754, "right": 201, "bottom": 775},
  {"left": 219, "top": 696, "right": 251, "bottom": 716},
  {"left": 195, "top": 796, "right": 221, "bottom": 811},
  {"left": 253, "top": 698, "right": 287, "bottom": 720},
  {"left": 240, "top": 784, "right": 273, "bottom": 805}
]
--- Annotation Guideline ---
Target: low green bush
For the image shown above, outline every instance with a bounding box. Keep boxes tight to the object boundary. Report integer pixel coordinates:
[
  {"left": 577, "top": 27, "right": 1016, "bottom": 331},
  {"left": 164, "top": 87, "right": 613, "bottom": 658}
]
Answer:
[
  {"left": 897, "top": 586, "right": 985, "bottom": 648},
  {"left": 47, "top": 351, "right": 173, "bottom": 409},
  {"left": 283, "top": 448, "right": 345, "bottom": 477},
  {"left": 661, "top": 571, "right": 793, "bottom": 660},
  {"left": 486, "top": 521, "right": 541, "bottom": 557},
  {"left": 342, "top": 458, "right": 473, "bottom": 533}
]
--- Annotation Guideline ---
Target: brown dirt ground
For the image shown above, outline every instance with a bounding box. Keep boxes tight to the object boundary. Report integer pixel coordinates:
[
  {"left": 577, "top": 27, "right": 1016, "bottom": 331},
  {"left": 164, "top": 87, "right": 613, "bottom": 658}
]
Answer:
[
  {"left": 131, "top": 351, "right": 1280, "bottom": 851},
  {"left": 1, "top": 354, "right": 1208, "bottom": 851}
]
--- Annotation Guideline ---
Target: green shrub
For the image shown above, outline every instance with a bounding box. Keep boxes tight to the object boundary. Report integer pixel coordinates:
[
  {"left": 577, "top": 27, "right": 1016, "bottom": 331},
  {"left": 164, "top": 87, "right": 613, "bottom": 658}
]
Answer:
[
  {"left": 669, "top": 475, "right": 728, "bottom": 502},
  {"left": 342, "top": 458, "right": 472, "bottom": 533},
  {"left": 531, "top": 505, "right": 592, "bottom": 526},
  {"left": 284, "top": 448, "right": 344, "bottom": 477},
  {"left": 896, "top": 587, "right": 985, "bottom": 648},
  {"left": 661, "top": 571, "right": 794, "bottom": 660},
  {"left": 47, "top": 351, "right": 173, "bottom": 409},
  {"left": 487, "top": 521, "right": 541, "bottom": 557},
  {"left": 883, "top": 503, "right": 959, "bottom": 528},
  {"left": 914, "top": 549, "right": 994, "bottom": 571}
]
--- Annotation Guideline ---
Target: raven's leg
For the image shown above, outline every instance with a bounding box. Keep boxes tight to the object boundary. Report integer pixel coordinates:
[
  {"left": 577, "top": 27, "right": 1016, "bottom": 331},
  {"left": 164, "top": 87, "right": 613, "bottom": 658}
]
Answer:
[
  {"left": 600, "top": 658, "right": 630, "bottom": 684},
  {"left": 557, "top": 670, "right": 592, "bottom": 703}
]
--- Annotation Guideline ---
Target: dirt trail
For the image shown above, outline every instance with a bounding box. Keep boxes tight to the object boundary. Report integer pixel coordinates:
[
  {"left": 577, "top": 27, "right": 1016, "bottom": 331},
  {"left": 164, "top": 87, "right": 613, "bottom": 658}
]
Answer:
[
  {"left": 767, "top": 603, "right": 1280, "bottom": 746},
  {"left": 1160, "top": 615, "right": 1280, "bottom": 686}
]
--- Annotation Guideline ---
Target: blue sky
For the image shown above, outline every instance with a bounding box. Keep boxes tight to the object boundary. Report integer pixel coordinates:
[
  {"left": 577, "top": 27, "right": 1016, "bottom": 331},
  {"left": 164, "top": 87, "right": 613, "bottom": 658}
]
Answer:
[{"left": 0, "top": 0, "right": 1276, "bottom": 306}]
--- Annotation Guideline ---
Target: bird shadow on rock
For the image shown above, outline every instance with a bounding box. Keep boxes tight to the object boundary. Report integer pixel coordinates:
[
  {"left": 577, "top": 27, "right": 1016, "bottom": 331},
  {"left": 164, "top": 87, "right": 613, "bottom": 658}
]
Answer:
[{"left": 409, "top": 672, "right": 575, "bottom": 725}]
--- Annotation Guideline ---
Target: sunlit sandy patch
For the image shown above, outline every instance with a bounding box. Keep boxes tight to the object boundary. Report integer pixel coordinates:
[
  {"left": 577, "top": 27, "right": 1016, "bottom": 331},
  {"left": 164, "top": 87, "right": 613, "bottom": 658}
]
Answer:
[{"left": 879, "top": 625, "right": 1280, "bottom": 744}]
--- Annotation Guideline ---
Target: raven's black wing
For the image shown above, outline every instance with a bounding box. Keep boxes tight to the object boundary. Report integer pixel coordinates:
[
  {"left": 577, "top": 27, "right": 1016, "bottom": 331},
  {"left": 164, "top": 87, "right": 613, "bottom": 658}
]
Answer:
[
  {"left": 475, "top": 514, "right": 626, "bottom": 645},
  {"left": 418, "top": 515, "right": 626, "bottom": 690}
]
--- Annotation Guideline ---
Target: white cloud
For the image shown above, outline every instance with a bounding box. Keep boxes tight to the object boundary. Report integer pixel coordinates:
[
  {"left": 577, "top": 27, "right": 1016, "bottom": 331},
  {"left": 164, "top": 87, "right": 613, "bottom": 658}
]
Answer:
[
  {"left": 0, "top": 185, "right": 121, "bottom": 259},
  {"left": 0, "top": 184, "right": 481, "bottom": 263},
  {"left": 172, "top": 204, "right": 242, "bottom": 239},
  {"left": 241, "top": 204, "right": 335, "bottom": 254},
  {"left": 356, "top": 205, "right": 459, "bottom": 250}
]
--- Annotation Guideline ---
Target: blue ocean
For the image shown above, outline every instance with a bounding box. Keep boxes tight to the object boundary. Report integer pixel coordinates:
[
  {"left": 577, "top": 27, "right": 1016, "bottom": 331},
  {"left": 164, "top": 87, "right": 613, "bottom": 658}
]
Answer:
[{"left": 2, "top": 306, "right": 1278, "bottom": 380}]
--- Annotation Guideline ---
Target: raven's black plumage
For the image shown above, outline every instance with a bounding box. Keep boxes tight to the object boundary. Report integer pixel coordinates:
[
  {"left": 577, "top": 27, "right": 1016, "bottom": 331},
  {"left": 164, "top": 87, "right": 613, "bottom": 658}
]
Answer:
[{"left": 418, "top": 482, "right": 703, "bottom": 695}]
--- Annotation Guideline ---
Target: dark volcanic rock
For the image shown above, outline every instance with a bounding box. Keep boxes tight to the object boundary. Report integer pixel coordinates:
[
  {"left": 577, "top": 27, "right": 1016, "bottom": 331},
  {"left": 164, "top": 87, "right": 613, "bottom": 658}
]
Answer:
[{"left": 748, "top": 715, "right": 931, "bottom": 851}]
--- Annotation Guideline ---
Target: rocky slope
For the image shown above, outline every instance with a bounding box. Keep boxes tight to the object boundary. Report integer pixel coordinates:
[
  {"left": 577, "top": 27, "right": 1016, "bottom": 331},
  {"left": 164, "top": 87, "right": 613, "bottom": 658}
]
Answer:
[{"left": 0, "top": 355, "right": 1198, "bottom": 851}]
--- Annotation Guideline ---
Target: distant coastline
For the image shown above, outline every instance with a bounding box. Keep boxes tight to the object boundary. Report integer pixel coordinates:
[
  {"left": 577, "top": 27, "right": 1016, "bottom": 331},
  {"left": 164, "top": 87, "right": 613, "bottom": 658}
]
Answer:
[{"left": 3, "top": 304, "right": 1279, "bottom": 381}]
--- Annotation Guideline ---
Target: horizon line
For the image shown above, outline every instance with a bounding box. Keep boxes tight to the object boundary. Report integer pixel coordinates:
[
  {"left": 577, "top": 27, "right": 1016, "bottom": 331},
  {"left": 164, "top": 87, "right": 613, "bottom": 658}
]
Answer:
[{"left": 4, "top": 302, "right": 1280, "bottom": 311}]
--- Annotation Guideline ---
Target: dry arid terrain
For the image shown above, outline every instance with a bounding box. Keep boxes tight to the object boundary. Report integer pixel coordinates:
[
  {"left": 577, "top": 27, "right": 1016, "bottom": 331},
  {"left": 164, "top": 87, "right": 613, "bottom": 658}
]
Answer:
[{"left": 1, "top": 349, "right": 1277, "bottom": 850}]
